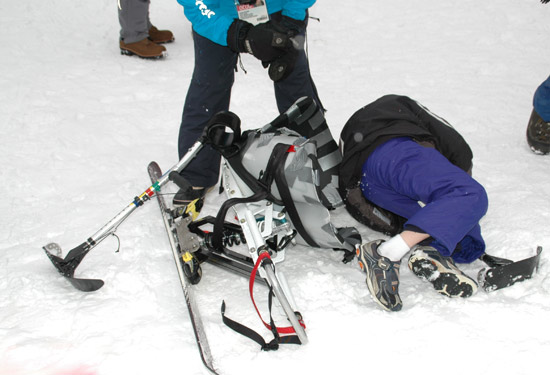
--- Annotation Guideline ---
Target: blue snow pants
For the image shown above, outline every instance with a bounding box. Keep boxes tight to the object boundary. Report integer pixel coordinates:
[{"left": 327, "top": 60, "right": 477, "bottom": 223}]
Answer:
[
  {"left": 534, "top": 75, "right": 550, "bottom": 122},
  {"left": 178, "top": 27, "right": 322, "bottom": 188},
  {"left": 360, "top": 137, "right": 488, "bottom": 263}
]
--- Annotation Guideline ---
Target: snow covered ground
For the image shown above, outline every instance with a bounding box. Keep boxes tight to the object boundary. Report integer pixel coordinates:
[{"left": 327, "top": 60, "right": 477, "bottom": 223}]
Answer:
[{"left": 1, "top": 1, "right": 550, "bottom": 374}]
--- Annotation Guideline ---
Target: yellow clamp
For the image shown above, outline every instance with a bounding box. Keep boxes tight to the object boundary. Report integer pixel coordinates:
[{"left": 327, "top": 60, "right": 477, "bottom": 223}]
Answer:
[{"left": 182, "top": 251, "right": 194, "bottom": 263}]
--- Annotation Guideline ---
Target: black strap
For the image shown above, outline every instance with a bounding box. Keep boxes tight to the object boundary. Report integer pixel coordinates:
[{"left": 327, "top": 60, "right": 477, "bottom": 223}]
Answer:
[
  {"left": 258, "top": 142, "right": 282, "bottom": 190},
  {"left": 221, "top": 253, "right": 303, "bottom": 351},
  {"left": 212, "top": 191, "right": 270, "bottom": 252},
  {"left": 202, "top": 111, "right": 242, "bottom": 152},
  {"left": 221, "top": 296, "right": 302, "bottom": 351},
  {"left": 271, "top": 143, "right": 319, "bottom": 248},
  {"left": 221, "top": 301, "right": 280, "bottom": 351},
  {"left": 220, "top": 131, "right": 283, "bottom": 205}
]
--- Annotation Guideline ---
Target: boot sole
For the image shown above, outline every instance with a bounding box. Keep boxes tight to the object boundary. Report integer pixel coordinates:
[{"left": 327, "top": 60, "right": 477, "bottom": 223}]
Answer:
[
  {"left": 409, "top": 257, "right": 476, "bottom": 298},
  {"left": 150, "top": 38, "right": 174, "bottom": 44},
  {"left": 120, "top": 48, "right": 165, "bottom": 60}
]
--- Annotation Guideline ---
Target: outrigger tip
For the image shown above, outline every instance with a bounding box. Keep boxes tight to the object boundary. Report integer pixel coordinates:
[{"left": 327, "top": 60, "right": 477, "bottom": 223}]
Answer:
[{"left": 43, "top": 242, "right": 105, "bottom": 292}]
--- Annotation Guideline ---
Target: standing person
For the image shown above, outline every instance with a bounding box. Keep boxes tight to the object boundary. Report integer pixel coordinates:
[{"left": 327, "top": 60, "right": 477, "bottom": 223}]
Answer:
[
  {"left": 526, "top": 75, "right": 550, "bottom": 154},
  {"left": 173, "top": 0, "right": 322, "bottom": 210},
  {"left": 526, "top": 1, "right": 550, "bottom": 153},
  {"left": 339, "top": 95, "right": 488, "bottom": 312},
  {"left": 118, "top": 0, "right": 174, "bottom": 59}
]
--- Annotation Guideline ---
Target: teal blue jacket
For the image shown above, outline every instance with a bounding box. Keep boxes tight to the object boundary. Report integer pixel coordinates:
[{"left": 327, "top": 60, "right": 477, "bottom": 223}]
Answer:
[{"left": 177, "top": 0, "right": 315, "bottom": 46}]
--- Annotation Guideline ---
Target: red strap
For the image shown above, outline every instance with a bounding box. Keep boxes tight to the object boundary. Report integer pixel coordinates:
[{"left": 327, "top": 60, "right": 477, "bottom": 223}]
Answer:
[{"left": 249, "top": 252, "right": 306, "bottom": 334}]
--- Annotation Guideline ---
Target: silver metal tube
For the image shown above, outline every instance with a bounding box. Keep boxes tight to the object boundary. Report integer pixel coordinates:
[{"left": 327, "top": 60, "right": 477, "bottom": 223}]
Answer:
[
  {"left": 263, "top": 264, "right": 308, "bottom": 345},
  {"left": 86, "top": 140, "right": 204, "bottom": 246}
]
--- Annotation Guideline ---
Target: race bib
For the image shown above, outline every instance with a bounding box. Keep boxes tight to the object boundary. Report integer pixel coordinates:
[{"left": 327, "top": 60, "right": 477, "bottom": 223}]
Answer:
[{"left": 236, "top": 1, "right": 269, "bottom": 25}]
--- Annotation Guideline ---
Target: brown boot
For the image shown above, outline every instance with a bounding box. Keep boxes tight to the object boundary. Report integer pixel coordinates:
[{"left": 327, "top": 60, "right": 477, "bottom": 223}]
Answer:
[
  {"left": 148, "top": 26, "right": 174, "bottom": 44},
  {"left": 120, "top": 38, "right": 166, "bottom": 59}
]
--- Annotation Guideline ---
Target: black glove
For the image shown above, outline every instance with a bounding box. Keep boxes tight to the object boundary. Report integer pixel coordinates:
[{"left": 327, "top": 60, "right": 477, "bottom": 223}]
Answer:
[
  {"left": 277, "top": 15, "right": 306, "bottom": 35},
  {"left": 266, "top": 14, "right": 307, "bottom": 81},
  {"left": 227, "top": 19, "right": 290, "bottom": 63},
  {"left": 268, "top": 49, "right": 298, "bottom": 82}
]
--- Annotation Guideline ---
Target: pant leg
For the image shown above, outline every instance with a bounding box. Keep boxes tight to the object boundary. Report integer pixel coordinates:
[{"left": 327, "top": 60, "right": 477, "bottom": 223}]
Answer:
[
  {"left": 361, "top": 137, "right": 488, "bottom": 262},
  {"left": 533, "top": 75, "right": 550, "bottom": 122},
  {"left": 272, "top": 18, "right": 323, "bottom": 113},
  {"left": 118, "top": 0, "right": 150, "bottom": 43},
  {"left": 177, "top": 31, "right": 237, "bottom": 188},
  {"left": 273, "top": 49, "right": 322, "bottom": 113}
]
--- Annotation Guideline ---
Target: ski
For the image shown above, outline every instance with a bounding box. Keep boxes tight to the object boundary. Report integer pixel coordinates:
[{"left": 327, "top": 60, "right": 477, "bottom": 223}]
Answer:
[
  {"left": 478, "top": 246, "right": 543, "bottom": 292},
  {"left": 148, "top": 161, "right": 219, "bottom": 375}
]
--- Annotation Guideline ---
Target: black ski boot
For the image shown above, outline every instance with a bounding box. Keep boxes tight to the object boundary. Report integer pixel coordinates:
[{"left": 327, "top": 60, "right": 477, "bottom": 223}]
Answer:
[{"left": 169, "top": 171, "right": 209, "bottom": 219}]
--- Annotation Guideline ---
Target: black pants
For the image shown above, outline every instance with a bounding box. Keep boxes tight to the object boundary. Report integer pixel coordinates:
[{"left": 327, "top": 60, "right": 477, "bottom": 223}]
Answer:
[{"left": 177, "top": 27, "right": 322, "bottom": 188}]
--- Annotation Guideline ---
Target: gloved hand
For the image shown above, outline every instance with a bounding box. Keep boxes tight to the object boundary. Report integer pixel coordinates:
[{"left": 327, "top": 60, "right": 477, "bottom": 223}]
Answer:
[
  {"left": 277, "top": 15, "right": 306, "bottom": 35},
  {"left": 227, "top": 19, "right": 290, "bottom": 63},
  {"left": 268, "top": 37, "right": 301, "bottom": 82},
  {"left": 266, "top": 14, "right": 307, "bottom": 81}
]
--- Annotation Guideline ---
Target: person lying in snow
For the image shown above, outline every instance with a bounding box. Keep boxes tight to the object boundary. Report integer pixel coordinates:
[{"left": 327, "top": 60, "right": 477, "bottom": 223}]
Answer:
[{"left": 338, "top": 95, "right": 488, "bottom": 312}]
